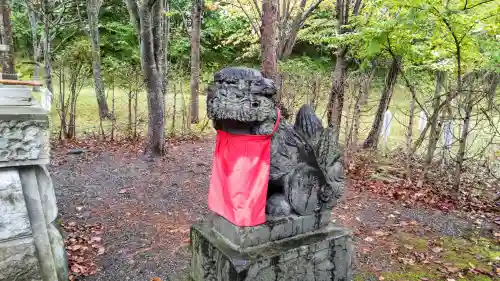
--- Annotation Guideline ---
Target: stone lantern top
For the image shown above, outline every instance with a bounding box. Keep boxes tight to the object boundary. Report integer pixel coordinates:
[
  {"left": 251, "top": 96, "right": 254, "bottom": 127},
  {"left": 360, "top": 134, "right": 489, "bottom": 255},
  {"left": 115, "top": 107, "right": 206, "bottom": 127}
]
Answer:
[{"left": 0, "top": 80, "right": 50, "bottom": 167}]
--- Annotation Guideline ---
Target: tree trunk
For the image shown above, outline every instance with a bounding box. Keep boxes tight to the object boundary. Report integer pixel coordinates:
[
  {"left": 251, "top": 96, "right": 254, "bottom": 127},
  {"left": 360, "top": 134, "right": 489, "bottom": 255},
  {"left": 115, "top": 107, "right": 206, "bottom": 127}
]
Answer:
[
  {"left": 326, "top": 0, "right": 357, "bottom": 130},
  {"left": 67, "top": 73, "right": 78, "bottom": 139},
  {"left": 485, "top": 72, "right": 499, "bottom": 109},
  {"left": 416, "top": 71, "right": 447, "bottom": 187},
  {"left": 125, "top": 0, "right": 167, "bottom": 156},
  {"left": 361, "top": 59, "right": 377, "bottom": 105},
  {"left": 0, "top": 0, "right": 16, "bottom": 80},
  {"left": 41, "top": 0, "right": 53, "bottom": 94},
  {"left": 406, "top": 85, "right": 415, "bottom": 181},
  {"left": 452, "top": 42, "right": 464, "bottom": 190},
  {"left": 453, "top": 71, "right": 474, "bottom": 190},
  {"left": 87, "top": 0, "right": 111, "bottom": 119},
  {"left": 351, "top": 67, "right": 375, "bottom": 150},
  {"left": 190, "top": 0, "right": 202, "bottom": 124},
  {"left": 26, "top": 1, "right": 41, "bottom": 91},
  {"left": 426, "top": 71, "right": 446, "bottom": 163},
  {"left": 363, "top": 56, "right": 401, "bottom": 149},
  {"left": 260, "top": 0, "right": 278, "bottom": 80},
  {"left": 277, "top": 0, "right": 326, "bottom": 59},
  {"left": 58, "top": 69, "right": 66, "bottom": 140},
  {"left": 327, "top": 46, "right": 347, "bottom": 128}
]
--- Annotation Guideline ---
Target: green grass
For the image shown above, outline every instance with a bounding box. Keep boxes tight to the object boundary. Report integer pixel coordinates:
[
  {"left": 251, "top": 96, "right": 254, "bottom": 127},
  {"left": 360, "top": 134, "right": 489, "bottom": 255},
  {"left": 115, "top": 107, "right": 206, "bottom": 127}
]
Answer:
[{"left": 40, "top": 77, "right": 210, "bottom": 138}]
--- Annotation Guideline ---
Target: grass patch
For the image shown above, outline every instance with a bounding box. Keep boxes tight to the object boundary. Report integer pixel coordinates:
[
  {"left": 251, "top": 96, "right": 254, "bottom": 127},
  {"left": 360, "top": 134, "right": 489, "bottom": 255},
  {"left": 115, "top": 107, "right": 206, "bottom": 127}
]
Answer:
[
  {"left": 387, "top": 232, "right": 499, "bottom": 280},
  {"left": 440, "top": 236, "right": 500, "bottom": 269},
  {"left": 396, "top": 232, "right": 429, "bottom": 252}
]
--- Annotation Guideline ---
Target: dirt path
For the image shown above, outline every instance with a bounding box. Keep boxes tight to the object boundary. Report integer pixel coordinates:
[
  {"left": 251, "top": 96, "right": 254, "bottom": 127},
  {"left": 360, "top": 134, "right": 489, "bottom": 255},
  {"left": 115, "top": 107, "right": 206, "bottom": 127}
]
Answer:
[{"left": 50, "top": 139, "right": 499, "bottom": 281}]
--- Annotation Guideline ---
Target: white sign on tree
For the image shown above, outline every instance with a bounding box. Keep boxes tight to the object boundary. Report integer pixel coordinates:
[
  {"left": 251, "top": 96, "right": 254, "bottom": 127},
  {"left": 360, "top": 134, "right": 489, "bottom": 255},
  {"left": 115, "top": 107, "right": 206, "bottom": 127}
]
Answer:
[
  {"left": 381, "top": 110, "right": 393, "bottom": 153},
  {"left": 419, "top": 111, "right": 427, "bottom": 133},
  {"left": 443, "top": 120, "right": 454, "bottom": 149}
]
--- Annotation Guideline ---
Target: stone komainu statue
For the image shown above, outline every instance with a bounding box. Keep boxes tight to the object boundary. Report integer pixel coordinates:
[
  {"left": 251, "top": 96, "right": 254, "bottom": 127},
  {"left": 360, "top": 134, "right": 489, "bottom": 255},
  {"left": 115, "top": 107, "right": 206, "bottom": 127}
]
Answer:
[{"left": 207, "top": 67, "right": 345, "bottom": 218}]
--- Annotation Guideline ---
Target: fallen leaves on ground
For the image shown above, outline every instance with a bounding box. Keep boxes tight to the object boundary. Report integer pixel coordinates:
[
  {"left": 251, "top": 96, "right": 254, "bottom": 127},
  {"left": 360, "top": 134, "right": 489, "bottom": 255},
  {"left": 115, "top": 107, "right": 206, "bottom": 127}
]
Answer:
[
  {"left": 62, "top": 221, "right": 105, "bottom": 279},
  {"left": 348, "top": 151, "right": 498, "bottom": 219}
]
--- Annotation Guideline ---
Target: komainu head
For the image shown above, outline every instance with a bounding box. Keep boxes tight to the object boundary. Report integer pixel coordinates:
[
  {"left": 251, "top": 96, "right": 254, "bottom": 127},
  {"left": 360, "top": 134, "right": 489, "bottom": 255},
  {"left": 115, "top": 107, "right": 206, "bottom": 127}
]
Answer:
[{"left": 207, "top": 67, "right": 277, "bottom": 123}]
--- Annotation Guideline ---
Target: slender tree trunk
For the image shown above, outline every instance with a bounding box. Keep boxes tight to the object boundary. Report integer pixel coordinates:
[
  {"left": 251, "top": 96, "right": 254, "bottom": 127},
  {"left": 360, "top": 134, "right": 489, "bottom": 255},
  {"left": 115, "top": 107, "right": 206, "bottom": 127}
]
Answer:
[
  {"left": 361, "top": 59, "right": 377, "bottom": 105},
  {"left": 190, "top": 0, "right": 202, "bottom": 124},
  {"left": 416, "top": 71, "right": 447, "bottom": 186},
  {"left": 26, "top": 1, "right": 41, "bottom": 90},
  {"left": 452, "top": 44, "right": 464, "bottom": 190},
  {"left": 87, "top": 0, "right": 111, "bottom": 119},
  {"left": 0, "top": 0, "right": 16, "bottom": 80},
  {"left": 125, "top": 0, "right": 167, "bottom": 156},
  {"left": 485, "top": 72, "right": 499, "bottom": 109},
  {"left": 363, "top": 56, "right": 401, "bottom": 149},
  {"left": 59, "top": 69, "right": 66, "bottom": 140},
  {"left": 453, "top": 71, "right": 473, "bottom": 191},
  {"left": 261, "top": 0, "right": 278, "bottom": 80},
  {"left": 351, "top": 68, "right": 375, "bottom": 151},
  {"left": 426, "top": 71, "right": 446, "bottom": 164},
  {"left": 128, "top": 88, "right": 133, "bottom": 137},
  {"left": 326, "top": 0, "right": 358, "bottom": 130},
  {"left": 406, "top": 85, "right": 416, "bottom": 181},
  {"left": 68, "top": 79, "right": 77, "bottom": 139},
  {"left": 42, "top": 0, "right": 53, "bottom": 93}
]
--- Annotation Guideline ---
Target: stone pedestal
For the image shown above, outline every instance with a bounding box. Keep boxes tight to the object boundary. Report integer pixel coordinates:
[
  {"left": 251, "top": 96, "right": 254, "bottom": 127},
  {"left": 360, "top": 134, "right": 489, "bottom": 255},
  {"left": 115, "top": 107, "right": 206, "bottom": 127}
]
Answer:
[
  {"left": 0, "top": 86, "right": 68, "bottom": 281},
  {"left": 190, "top": 214, "right": 353, "bottom": 281}
]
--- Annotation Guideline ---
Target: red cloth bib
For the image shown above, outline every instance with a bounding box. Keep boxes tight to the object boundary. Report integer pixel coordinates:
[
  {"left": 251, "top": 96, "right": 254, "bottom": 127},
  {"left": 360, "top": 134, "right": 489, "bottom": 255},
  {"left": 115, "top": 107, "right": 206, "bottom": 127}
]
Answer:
[{"left": 208, "top": 110, "right": 281, "bottom": 226}]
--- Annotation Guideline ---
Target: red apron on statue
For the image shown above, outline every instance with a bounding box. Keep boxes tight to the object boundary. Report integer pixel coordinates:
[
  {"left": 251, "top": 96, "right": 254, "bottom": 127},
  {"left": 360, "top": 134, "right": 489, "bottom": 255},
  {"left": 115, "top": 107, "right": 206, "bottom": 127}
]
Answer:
[{"left": 208, "top": 109, "right": 281, "bottom": 227}]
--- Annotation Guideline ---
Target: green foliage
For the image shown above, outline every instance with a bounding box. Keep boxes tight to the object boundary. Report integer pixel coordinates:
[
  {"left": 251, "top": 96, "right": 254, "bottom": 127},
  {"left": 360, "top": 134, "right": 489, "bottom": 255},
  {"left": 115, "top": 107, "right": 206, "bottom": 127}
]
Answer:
[
  {"left": 56, "top": 38, "right": 92, "bottom": 66},
  {"left": 11, "top": 3, "right": 34, "bottom": 57},
  {"left": 278, "top": 56, "right": 331, "bottom": 74},
  {"left": 298, "top": 6, "right": 337, "bottom": 54},
  {"left": 9, "top": 0, "right": 499, "bottom": 83},
  {"left": 100, "top": 21, "right": 140, "bottom": 66}
]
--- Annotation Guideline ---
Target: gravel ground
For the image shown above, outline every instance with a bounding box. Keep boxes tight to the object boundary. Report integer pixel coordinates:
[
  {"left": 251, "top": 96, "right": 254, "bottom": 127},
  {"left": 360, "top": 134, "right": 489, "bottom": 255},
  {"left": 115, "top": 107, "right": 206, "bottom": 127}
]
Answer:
[{"left": 49, "top": 138, "right": 497, "bottom": 281}]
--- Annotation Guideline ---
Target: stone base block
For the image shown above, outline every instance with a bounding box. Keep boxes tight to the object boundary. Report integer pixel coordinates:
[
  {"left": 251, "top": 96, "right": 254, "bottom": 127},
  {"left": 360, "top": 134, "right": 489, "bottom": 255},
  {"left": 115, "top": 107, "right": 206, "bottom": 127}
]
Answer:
[
  {"left": 0, "top": 237, "right": 42, "bottom": 281},
  {"left": 190, "top": 221, "right": 353, "bottom": 281},
  {"left": 211, "top": 211, "right": 331, "bottom": 249}
]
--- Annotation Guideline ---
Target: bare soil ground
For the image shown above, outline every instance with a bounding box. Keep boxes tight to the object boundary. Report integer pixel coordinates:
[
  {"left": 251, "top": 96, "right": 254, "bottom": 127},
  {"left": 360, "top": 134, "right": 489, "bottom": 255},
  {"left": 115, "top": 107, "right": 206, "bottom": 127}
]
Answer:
[{"left": 50, "top": 138, "right": 499, "bottom": 281}]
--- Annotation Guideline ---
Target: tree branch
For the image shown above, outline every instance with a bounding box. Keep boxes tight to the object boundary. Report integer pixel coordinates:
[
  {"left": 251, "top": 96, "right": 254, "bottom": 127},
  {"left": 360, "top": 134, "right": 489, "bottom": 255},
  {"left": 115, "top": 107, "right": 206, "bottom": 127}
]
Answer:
[
  {"left": 251, "top": 0, "right": 262, "bottom": 19},
  {"left": 233, "top": 0, "right": 261, "bottom": 35},
  {"left": 464, "top": 0, "right": 494, "bottom": 10},
  {"left": 353, "top": 0, "right": 362, "bottom": 16},
  {"left": 299, "top": 0, "right": 324, "bottom": 23},
  {"left": 124, "top": 0, "right": 141, "bottom": 33}
]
